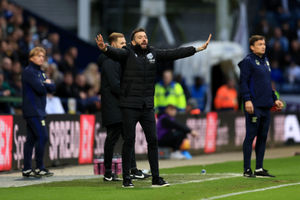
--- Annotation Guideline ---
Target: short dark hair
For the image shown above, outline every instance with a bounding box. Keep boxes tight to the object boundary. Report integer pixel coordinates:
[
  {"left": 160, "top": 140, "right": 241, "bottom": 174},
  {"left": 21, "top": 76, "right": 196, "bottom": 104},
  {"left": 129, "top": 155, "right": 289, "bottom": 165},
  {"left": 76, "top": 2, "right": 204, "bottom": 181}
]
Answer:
[
  {"left": 108, "top": 32, "right": 124, "bottom": 45},
  {"left": 130, "top": 28, "right": 146, "bottom": 41},
  {"left": 249, "top": 35, "right": 265, "bottom": 46}
]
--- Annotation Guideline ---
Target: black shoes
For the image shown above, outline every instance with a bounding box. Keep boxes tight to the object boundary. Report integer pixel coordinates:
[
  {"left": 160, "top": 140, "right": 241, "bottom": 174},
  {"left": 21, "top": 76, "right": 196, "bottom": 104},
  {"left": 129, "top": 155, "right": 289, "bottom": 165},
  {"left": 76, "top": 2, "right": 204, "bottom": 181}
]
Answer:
[
  {"left": 254, "top": 168, "right": 275, "bottom": 178},
  {"left": 130, "top": 168, "right": 151, "bottom": 179},
  {"left": 103, "top": 173, "right": 122, "bottom": 181},
  {"left": 243, "top": 169, "right": 256, "bottom": 178},
  {"left": 35, "top": 168, "right": 54, "bottom": 177},
  {"left": 152, "top": 176, "right": 170, "bottom": 187},
  {"left": 22, "top": 168, "right": 53, "bottom": 178},
  {"left": 122, "top": 178, "right": 134, "bottom": 188},
  {"left": 22, "top": 169, "right": 40, "bottom": 178}
]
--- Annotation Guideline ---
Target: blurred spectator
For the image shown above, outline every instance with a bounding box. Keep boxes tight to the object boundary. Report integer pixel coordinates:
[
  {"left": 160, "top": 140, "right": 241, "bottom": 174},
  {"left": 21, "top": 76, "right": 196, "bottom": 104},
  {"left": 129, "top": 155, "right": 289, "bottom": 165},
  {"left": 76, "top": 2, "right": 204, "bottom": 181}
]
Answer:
[
  {"left": 1, "top": 56, "right": 12, "bottom": 80},
  {"left": 214, "top": 79, "right": 238, "bottom": 111},
  {"left": 297, "top": 19, "right": 300, "bottom": 41},
  {"left": 44, "top": 62, "right": 63, "bottom": 85},
  {"left": 157, "top": 104, "right": 198, "bottom": 160},
  {"left": 281, "top": 21, "right": 297, "bottom": 41},
  {"left": 83, "top": 62, "right": 101, "bottom": 96},
  {"left": 189, "top": 76, "right": 207, "bottom": 112},
  {"left": 174, "top": 73, "right": 191, "bottom": 101},
  {"left": 46, "top": 93, "right": 65, "bottom": 114},
  {"left": 269, "top": 27, "right": 289, "bottom": 52},
  {"left": 270, "top": 60, "right": 284, "bottom": 84},
  {"left": 289, "top": 39, "right": 300, "bottom": 65},
  {"left": 74, "top": 73, "right": 100, "bottom": 113},
  {"left": 185, "top": 98, "right": 201, "bottom": 115},
  {"left": 286, "top": 60, "right": 300, "bottom": 83},
  {"left": 154, "top": 69, "right": 186, "bottom": 113},
  {"left": 255, "top": 18, "right": 273, "bottom": 40},
  {"left": 59, "top": 46, "right": 78, "bottom": 77},
  {"left": 268, "top": 40, "right": 285, "bottom": 67},
  {"left": 0, "top": 69, "right": 13, "bottom": 113},
  {"left": 55, "top": 71, "right": 78, "bottom": 98}
]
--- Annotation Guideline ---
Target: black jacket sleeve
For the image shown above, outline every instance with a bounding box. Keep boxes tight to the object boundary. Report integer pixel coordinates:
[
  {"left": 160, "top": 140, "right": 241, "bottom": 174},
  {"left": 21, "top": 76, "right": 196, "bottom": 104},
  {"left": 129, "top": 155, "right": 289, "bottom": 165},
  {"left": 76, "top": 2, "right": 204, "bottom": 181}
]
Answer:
[
  {"left": 104, "top": 46, "right": 129, "bottom": 63},
  {"left": 155, "top": 46, "right": 196, "bottom": 61},
  {"left": 161, "top": 117, "right": 191, "bottom": 134},
  {"left": 102, "top": 59, "right": 121, "bottom": 96}
]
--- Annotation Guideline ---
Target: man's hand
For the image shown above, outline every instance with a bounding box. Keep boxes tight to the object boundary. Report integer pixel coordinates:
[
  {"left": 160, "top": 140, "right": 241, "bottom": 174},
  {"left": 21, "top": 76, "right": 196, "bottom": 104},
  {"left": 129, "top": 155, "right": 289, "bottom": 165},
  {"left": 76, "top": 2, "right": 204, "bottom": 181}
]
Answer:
[
  {"left": 196, "top": 34, "right": 212, "bottom": 52},
  {"left": 95, "top": 34, "right": 108, "bottom": 52},
  {"left": 3, "top": 90, "right": 11, "bottom": 96},
  {"left": 245, "top": 100, "right": 254, "bottom": 114},
  {"left": 275, "top": 99, "right": 284, "bottom": 110},
  {"left": 190, "top": 130, "right": 198, "bottom": 137},
  {"left": 44, "top": 79, "right": 51, "bottom": 84}
]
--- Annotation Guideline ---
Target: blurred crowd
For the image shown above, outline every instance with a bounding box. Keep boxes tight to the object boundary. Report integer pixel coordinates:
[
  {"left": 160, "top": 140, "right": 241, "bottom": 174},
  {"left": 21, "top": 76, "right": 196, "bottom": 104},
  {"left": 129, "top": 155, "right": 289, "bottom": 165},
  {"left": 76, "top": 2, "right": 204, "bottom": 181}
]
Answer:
[
  {"left": 255, "top": 0, "right": 300, "bottom": 92},
  {"left": 0, "top": 0, "right": 101, "bottom": 114},
  {"left": 1, "top": 0, "right": 300, "bottom": 116}
]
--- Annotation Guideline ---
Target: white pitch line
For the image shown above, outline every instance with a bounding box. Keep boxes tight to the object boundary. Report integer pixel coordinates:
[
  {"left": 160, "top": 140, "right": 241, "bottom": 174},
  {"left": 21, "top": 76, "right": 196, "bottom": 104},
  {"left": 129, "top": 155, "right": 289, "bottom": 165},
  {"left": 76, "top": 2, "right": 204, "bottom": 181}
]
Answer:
[
  {"left": 202, "top": 182, "right": 300, "bottom": 200},
  {"left": 164, "top": 173, "right": 241, "bottom": 186}
]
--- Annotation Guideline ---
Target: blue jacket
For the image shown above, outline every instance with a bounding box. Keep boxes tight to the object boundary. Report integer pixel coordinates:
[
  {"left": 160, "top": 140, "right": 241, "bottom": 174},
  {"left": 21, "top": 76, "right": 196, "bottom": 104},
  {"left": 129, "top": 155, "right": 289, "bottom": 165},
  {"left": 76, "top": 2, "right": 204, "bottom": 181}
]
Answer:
[
  {"left": 238, "top": 53, "right": 277, "bottom": 108},
  {"left": 22, "top": 62, "right": 56, "bottom": 118}
]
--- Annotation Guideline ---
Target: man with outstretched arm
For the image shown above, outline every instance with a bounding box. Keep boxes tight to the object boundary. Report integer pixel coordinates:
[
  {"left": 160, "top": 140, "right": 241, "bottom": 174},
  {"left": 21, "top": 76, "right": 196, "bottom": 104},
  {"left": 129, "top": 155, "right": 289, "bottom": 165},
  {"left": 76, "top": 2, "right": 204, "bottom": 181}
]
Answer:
[
  {"left": 98, "top": 32, "right": 150, "bottom": 181},
  {"left": 96, "top": 28, "right": 211, "bottom": 187}
]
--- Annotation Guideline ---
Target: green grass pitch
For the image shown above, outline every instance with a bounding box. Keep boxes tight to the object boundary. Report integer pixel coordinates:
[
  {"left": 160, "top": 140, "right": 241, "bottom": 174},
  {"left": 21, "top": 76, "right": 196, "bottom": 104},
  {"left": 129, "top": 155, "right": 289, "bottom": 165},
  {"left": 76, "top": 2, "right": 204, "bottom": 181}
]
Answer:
[{"left": 1, "top": 156, "right": 300, "bottom": 200}]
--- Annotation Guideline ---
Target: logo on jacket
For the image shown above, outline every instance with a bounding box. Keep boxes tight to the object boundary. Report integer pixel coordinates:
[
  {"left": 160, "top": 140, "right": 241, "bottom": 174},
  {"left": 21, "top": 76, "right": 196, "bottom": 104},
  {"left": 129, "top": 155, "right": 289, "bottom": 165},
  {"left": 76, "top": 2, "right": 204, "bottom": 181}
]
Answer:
[
  {"left": 146, "top": 53, "right": 155, "bottom": 64},
  {"left": 42, "top": 73, "right": 46, "bottom": 79},
  {"left": 266, "top": 61, "right": 271, "bottom": 71},
  {"left": 252, "top": 116, "right": 257, "bottom": 123},
  {"left": 255, "top": 59, "right": 260, "bottom": 66}
]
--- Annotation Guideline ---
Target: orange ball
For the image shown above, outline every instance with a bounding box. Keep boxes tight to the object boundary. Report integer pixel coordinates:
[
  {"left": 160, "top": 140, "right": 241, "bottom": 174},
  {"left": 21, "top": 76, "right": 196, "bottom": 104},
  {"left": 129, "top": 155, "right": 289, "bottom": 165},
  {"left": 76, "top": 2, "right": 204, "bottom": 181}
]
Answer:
[{"left": 180, "top": 138, "right": 191, "bottom": 150}]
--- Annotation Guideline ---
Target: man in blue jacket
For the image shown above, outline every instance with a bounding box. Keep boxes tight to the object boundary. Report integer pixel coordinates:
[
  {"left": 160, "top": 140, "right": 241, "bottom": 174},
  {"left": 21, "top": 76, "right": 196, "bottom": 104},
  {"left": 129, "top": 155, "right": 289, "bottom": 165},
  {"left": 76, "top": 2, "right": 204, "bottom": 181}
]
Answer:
[
  {"left": 22, "top": 47, "right": 56, "bottom": 177},
  {"left": 238, "top": 35, "right": 284, "bottom": 178}
]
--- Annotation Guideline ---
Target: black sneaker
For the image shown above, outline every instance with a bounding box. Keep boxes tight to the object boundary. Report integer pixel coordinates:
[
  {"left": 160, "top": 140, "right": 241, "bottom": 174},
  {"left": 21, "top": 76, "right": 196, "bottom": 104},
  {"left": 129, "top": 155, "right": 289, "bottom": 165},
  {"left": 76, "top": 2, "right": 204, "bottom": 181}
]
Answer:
[
  {"left": 35, "top": 168, "right": 54, "bottom": 177},
  {"left": 122, "top": 178, "right": 134, "bottom": 188},
  {"left": 130, "top": 169, "right": 151, "bottom": 179},
  {"left": 22, "top": 169, "right": 40, "bottom": 178},
  {"left": 254, "top": 168, "right": 275, "bottom": 178},
  {"left": 243, "top": 169, "right": 256, "bottom": 178},
  {"left": 103, "top": 173, "right": 122, "bottom": 181},
  {"left": 152, "top": 177, "right": 170, "bottom": 187}
]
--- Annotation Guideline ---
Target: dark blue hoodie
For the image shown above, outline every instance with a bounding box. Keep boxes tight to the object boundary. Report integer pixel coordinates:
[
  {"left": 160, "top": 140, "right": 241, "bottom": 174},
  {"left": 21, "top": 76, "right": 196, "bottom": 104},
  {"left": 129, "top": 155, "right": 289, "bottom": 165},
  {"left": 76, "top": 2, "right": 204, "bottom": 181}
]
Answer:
[
  {"left": 22, "top": 62, "right": 56, "bottom": 118},
  {"left": 238, "top": 53, "right": 277, "bottom": 108}
]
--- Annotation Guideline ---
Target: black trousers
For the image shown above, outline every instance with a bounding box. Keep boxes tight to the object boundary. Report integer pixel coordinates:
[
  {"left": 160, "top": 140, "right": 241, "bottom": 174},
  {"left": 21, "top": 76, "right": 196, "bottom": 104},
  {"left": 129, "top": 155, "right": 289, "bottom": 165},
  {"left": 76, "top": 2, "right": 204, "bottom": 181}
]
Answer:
[
  {"left": 104, "top": 122, "right": 137, "bottom": 174},
  {"left": 23, "top": 117, "right": 48, "bottom": 171},
  {"left": 158, "top": 130, "right": 187, "bottom": 151},
  {"left": 121, "top": 107, "right": 159, "bottom": 180},
  {"left": 243, "top": 107, "right": 270, "bottom": 171}
]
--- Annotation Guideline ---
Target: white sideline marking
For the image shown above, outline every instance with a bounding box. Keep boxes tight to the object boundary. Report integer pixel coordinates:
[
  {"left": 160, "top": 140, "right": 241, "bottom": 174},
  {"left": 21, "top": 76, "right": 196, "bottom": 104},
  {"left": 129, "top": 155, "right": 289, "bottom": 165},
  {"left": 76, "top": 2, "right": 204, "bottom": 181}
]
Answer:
[
  {"left": 202, "top": 182, "right": 300, "bottom": 200},
  {"left": 165, "top": 173, "right": 241, "bottom": 186}
]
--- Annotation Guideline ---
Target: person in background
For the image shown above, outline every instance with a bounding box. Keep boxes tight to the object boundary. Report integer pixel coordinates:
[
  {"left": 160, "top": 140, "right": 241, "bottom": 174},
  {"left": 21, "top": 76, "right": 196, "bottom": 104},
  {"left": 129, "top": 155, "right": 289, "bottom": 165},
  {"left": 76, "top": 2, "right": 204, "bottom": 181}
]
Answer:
[
  {"left": 157, "top": 104, "right": 198, "bottom": 159},
  {"left": 189, "top": 76, "right": 207, "bottom": 112},
  {"left": 21, "top": 47, "right": 55, "bottom": 177},
  {"left": 155, "top": 69, "right": 186, "bottom": 113},
  {"left": 214, "top": 78, "right": 238, "bottom": 111}
]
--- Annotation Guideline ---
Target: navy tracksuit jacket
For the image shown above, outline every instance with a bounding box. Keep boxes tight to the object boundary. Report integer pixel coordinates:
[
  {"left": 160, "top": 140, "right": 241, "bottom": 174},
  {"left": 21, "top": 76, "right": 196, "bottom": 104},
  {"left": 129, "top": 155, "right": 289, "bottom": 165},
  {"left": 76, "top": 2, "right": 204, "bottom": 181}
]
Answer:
[
  {"left": 238, "top": 53, "right": 277, "bottom": 171},
  {"left": 22, "top": 62, "right": 55, "bottom": 170}
]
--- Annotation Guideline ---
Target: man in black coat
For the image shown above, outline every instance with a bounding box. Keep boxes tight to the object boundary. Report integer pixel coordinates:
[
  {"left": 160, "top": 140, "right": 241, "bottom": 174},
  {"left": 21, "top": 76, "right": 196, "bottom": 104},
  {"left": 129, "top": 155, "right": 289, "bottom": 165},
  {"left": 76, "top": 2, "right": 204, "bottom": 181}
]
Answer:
[
  {"left": 22, "top": 47, "right": 56, "bottom": 177},
  {"left": 99, "top": 32, "right": 149, "bottom": 181},
  {"left": 96, "top": 28, "right": 211, "bottom": 187}
]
